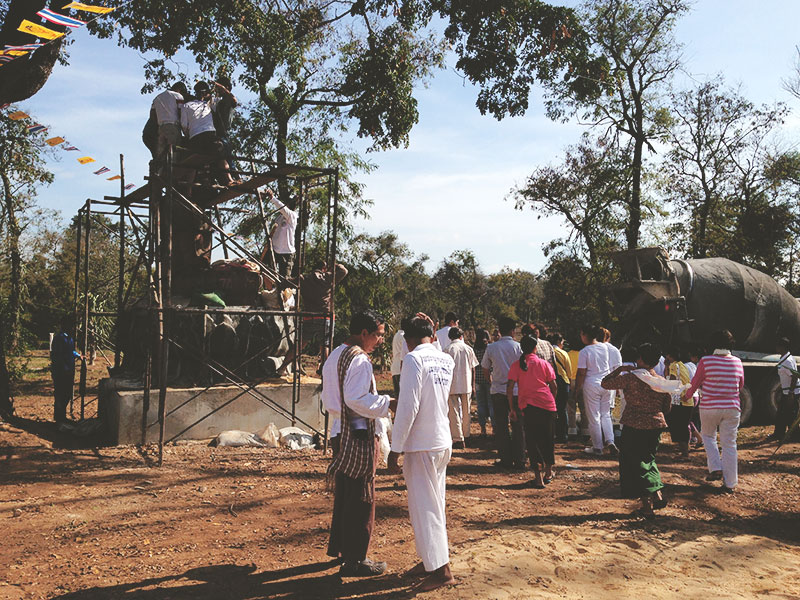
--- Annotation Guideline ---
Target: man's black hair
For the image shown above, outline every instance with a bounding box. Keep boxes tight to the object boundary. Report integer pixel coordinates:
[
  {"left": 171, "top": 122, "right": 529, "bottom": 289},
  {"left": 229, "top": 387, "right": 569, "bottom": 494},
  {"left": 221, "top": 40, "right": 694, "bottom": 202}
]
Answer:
[
  {"left": 215, "top": 74, "right": 232, "bottom": 89},
  {"left": 664, "top": 345, "right": 681, "bottom": 361},
  {"left": 498, "top": 316, "right": 516, "bottom": 336},
  {"left": 709, "top": 329, "right": 735, "bottom": 350},
  {"left": 194, "top": 81, "right": 210, "bottom": 96},
  {"left": 349, "top": 310, "right": 384, "bottom": 335},
  {"left": 637, "top": 343, "right": 662, "bottom": 369},
  {"left": 521, "top": 323, "right": 537, "bottom": 337},
  {"left": 400, "top": 317, "right": 412, "bottom": 332},
  {"left": 444, "top": 311, "right": 458, "bottom": 324},
  {"left": 405, "top": 316, "right": 434, "bottom": 340},
  {"left": 549, "top": 332, "right": 564, "bottom": 344},
  {"left": 448, "top": 326, "right": 463, "bottom": 341},
  {"left": 170, "top": 81, "right": 188, "bottom": 96}
]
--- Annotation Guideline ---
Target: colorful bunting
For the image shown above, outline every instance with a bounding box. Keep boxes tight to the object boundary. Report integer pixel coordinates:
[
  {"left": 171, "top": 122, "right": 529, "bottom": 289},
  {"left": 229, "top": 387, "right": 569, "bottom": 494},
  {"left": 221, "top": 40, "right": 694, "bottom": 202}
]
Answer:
[
  {"left": 63, "top": 144, "right": 80, "bottom": 151},
  {"left": 37, "top": 8, "right": 86, "bottom": 28},
  {"left": 27, "top": 124, "right": 47, "bottom": 134},
  {"left": 18, "top": 19, "right": 65, "bottom": 40},
  {"left": 0, "top": 57, "right": 14, "bottom": 63},
  {"left": 93, "top": 166, "right": 110, "bottom": 175},
  {"left": 45, "top": 136, "right": 66, "bottom": 146},
  {"left": 107, "top": 175, "right": 121, "bottom": 181},
  {"left": 5, "top": 43, "right": 43, "bottom": 51},
  {"left": 1, "top": 50, "right": 29, "bottom": 56},
  {"left": 8, "top": 111, "right": 29, "bottom": 120},
  {"left": 124, "top": 183, "right": 136, "bottom": 190},
  {"left": 62, "top": 2, "right": 116, "bottom": 14},
  {"left": 77, "top": 156, "right": 95, "bottom": 165},
  {"left": 0, "top": 103, "right": 9, "bottom": 109}
]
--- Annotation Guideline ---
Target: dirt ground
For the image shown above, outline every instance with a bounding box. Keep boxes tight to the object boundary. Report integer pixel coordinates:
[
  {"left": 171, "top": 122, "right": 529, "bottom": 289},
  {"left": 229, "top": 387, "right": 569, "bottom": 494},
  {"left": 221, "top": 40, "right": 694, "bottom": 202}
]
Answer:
[{"left": 1, "top": 351, "right": 799, "bottom": 600}]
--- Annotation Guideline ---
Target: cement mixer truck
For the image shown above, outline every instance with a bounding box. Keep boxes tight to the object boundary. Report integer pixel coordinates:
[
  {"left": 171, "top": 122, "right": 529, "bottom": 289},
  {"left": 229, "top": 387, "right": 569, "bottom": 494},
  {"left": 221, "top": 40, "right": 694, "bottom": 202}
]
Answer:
[{"left": 610, "top": 247, "right": 800, "bottom": 424}]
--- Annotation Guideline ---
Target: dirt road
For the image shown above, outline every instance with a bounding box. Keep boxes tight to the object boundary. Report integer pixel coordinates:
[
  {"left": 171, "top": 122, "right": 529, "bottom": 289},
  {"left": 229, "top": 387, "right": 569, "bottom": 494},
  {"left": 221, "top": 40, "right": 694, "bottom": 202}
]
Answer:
[{"left": 1, "top": 354, "right": 799, "bottom": 599}]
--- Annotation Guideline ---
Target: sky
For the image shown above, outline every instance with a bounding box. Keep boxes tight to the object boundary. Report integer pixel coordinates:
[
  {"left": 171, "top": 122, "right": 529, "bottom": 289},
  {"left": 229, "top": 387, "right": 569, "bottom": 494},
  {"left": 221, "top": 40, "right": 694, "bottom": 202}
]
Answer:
[{"left": 15, "top": 0, "right": 800, "bottom": 275}]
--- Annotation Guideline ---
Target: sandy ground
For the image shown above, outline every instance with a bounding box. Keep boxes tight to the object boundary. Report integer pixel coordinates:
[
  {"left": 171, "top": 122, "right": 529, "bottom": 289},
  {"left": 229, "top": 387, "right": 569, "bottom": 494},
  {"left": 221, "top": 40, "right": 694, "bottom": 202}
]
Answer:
[{"left": 1, "top": 351, "right": 799, "bottom": 600}]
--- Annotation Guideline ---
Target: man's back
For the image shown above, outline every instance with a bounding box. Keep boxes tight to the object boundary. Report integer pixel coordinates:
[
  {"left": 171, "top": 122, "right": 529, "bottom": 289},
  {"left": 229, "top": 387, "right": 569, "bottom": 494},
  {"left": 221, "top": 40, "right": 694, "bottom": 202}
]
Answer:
[
  {"left": 300, "top": 264, "right": 347, "bottom": 313},
  {"left": 180, "top": 99, "right": 215, "bottom": 138},
  {"left": 446, "top": 339, "right": 477, "bottom": 395},
  {"left": 152, "top": 90, "right": 182, "bottom": 124},
  {"left": 482, "top": 336, "right": 521, "bottom": 394},
  {"left": 392, "top": 343, "right": 454, "bottom": 453}
]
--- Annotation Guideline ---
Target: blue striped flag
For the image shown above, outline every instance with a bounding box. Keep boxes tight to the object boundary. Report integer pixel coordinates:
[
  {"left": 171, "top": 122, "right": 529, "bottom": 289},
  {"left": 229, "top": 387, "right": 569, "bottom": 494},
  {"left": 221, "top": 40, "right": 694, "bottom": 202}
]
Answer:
[
  {"left": 37, "top": 8, "right": 86, "bottom": 28},
  {"left": 4, "top": 43, "right": 43, "bottom": 51},
  {"left": 124, "top": 183, "right": 136, "bottom": 190},
  {"left": 27, "top": 124, "right": 47, "bottom": 134},
  {"left": 93, "top": 166, "right": 110, "bottom": 175}
]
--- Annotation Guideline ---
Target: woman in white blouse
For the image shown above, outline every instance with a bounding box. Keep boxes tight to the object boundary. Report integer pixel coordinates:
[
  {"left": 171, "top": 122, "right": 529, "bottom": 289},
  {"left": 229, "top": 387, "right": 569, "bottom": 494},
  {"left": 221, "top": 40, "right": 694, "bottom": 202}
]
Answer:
[{"left": 574, "top": 324, "right": 618, "bottom": 456}]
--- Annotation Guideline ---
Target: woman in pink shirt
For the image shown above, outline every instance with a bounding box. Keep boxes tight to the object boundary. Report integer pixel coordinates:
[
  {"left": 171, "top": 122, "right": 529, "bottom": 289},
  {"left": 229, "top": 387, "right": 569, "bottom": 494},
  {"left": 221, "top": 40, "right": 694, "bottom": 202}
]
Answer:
[
  {"left": 507, "top": 335, "right": 557, "bottom": 489},
  {"left": 683, "top": 330, "right": 744, "bottom": 493}
]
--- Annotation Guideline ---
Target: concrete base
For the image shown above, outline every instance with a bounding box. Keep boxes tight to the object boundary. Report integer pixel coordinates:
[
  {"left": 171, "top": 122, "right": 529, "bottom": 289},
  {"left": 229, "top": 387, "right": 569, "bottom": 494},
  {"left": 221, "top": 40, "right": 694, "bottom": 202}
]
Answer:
[{"left": 99, "top": 377, "right": 323, "bottom": 445}]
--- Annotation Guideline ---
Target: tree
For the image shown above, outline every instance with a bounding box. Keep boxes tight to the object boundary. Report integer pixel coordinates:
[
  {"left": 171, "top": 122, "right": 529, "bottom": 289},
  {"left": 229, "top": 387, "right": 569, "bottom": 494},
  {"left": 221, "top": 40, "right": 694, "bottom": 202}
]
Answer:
[
  {"left": 442, "top": 0, "right": 687, "bottom": 250},
  {"left": 511, "top": 136, "right": 629, "bottom": 321},
  {"left": 0, "top": 115, "right": 53, "bottom": 352},
  {"left": 431, "top": 250, "right": 489, "bottom": 327},
  {"left": 0, "top": 1, "right": 68, "bottom": 104},
  {"left": 663, "top": 78, "right": 791, "bottom": 274}
]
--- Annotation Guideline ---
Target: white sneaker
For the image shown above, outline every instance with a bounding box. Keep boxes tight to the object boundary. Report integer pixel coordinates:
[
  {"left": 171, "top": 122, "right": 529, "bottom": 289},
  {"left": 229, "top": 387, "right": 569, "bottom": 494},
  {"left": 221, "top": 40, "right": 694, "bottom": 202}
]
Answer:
[{"left": 583, "top": 447, "right": 603, "bottom": 456}]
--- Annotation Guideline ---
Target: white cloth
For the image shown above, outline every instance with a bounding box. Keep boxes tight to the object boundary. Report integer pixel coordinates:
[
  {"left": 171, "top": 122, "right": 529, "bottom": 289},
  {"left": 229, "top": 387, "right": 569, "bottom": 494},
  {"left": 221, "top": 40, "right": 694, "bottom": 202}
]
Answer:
[
  {"left": 392, "top": 342, "right": 454, "bottom": 454},
  {"left": 481, "top": 336, "right": 521, "bottom": 395},
  {"left": 700, "top": 407, "right": 740, "bottom": 489},
  {"left": 631, "top": 368, "right": 688, "bottom": 395},
  {"left": 436, "top": 326, "right": 453, "bottom": 352},
  {"left": 445, "top": 339, "right": 478, "bottom": 395},
  {"left": 605, "top": 342, "right": 622, "bottom": 369},
  {"left": 180, "top": 99, "right": 216, "bottom": 138},
  {"left": 654, "top": 356, "right": 666, "bottom": 377},
  {"left": 448, "top": 393, "right": 470, "bottom": 441},
  {"left": 321, "top": 343, "right": 391, "bottom": 438},
  {"left": 152, "top": 90, "right": 183, "bottom": 125},
  {"left": 269, "top": 195, "right": 298, "bottom": 254},
  {"left": 777, "top": 352, "right": 800, "bottom": 393},
  {"left": 583, "top": 381, "right": 614, "bottom": 450},
  {"left": 403, "top": 448, "right": 451, "bottom": 571},
  {"left": 391, "top": 330, "right": 406, "bottom": 376},
  {"left": 577, "top": 343, "right": 611, "bottom": 385}
]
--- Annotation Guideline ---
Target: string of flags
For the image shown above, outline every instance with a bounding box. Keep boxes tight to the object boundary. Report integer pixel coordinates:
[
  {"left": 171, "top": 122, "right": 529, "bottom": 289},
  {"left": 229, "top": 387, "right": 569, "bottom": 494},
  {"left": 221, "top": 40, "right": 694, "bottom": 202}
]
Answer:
[
  {"left": 2, "top": 104, "right": 137, "bottom": 190},
  {"left": 1, "top": 2, "right": 118, "bottom": 67}
]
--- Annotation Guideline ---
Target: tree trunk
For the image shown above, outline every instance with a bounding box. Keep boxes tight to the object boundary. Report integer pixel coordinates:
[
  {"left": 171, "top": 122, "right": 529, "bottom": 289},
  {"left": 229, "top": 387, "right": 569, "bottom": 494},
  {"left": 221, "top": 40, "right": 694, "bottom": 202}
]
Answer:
[
  {"left": 0, "top": 0, "right": 66, "bottom": 104},
  {"left": 1, "top": 170, "right": 22, "bottom": 353},
  {"left": 0, "top": 316, "right": 12, "bottom": 419},
  {"left": 626, "top": 136, "right": 644, "bottom": 250}
]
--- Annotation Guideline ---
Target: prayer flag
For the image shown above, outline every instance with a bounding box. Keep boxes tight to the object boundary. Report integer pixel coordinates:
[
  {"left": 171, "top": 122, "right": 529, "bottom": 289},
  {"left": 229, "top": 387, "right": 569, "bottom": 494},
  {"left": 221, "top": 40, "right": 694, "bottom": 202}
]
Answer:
[
  {"left": 62, "top": 2, "right": 115, "bottom": 14},
  {"left": 37, "top": 8, "right": 86, "bottom": 28},
  {"left": 0, "top": 103, "right": 9, "bottom": 109},
  {"left": 63, "top": 144, "right": 79, "bottom": 151},
  {"left": 18, "top": 19, "right": 65, "bottom": 40},
  {"left": 107, "top": 175, "right": 121, "bottom": 181},
  {"left": 77, "top": 156, "right": 95, "bottom": 164},
  {"left": 46, "top": 136, "right": 66, "bottom": 146},
  {"left": 0, "top": 57, "right": 14, "bottom": 63},
  {"left": 93, "top": 166, "right": 110, "bottom": 175},
  {"left": 5, "top": 43, "right": 43, "bottom": 51},
  {"left": 124, "top": 183, "right": 135, "bottom": 190},
  {"left": 27, "top": 124, "right": 47, "bottom": 134},
  {"left": 1, "top": 50, "right": 29, "bottom": 56},
  {"left": 8, "top": 111, "right": 28, "bottom": 120}
]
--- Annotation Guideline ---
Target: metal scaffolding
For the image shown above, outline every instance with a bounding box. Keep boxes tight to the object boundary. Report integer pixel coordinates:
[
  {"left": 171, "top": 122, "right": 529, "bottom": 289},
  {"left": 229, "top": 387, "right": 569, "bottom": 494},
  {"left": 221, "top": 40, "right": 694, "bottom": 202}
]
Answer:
[{"left": 73, "top": 150, "right": 340, "bottom": 464}]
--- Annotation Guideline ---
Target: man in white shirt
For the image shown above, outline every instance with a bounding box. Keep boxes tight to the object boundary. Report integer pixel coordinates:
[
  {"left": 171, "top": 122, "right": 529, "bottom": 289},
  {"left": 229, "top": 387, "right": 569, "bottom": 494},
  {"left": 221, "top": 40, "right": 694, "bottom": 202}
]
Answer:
[
  {"left": 391, "top": 318, "right": 410, "bottom": 398},
  {"left": 767, "top": 337, "right": 799, "bottom": 442},
  {"left": 481, "top": 316, "right": 525, "bottom": 469},
  {"left": 436, "top": 312, "right": 459, "bottom": 353},
  {"left": 445, "top": 327, "right": 478, "bottom": 448},
  {"left": 180, "top": 81, "right": 236, "bottom": 185},
  {"left": 266, "top": 188, "right": 298, "bottom": 278},
  {"left": 323, "top": 310, "right": 395, "bottom": 577},
  {"left": 151, "top": 82, "right": 187, "bottom": 163},
  {"left": 389, "top": 314, "right": 456, "bottom": 592}
]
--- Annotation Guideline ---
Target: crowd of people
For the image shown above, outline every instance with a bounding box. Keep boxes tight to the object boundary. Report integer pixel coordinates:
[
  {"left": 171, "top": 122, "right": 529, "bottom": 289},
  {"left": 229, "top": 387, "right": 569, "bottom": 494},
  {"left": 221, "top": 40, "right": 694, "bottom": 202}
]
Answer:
[{"left": 320, "top": 309, "right": 799, "bottom": 588}]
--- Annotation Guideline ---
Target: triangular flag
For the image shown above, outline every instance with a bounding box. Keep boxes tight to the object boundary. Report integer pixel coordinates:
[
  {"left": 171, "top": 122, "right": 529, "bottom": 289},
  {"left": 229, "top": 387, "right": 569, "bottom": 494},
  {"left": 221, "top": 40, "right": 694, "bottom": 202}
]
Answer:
[
  {"left": 62, "top": 2, "right": 115, "bottom": 14},
  {"left": 45, "top": 136, "right": 66, "bottom": 146},
  {"left": 0, "top": 103, "right": 10, "bottom": 109},
  {"left": 63, "top": 144, "right": 79, "bottom": 151},
  {"left": 107, "top": 175, "right": 121, "bottom": 181},
  {"left": 124, "top": 183, "right": 136, "bottom": 190},
  {"left": 8, "top": 111, "right": 29, "bottom": 120},
  {"left": 37, "top": 8, "right": 86, "bottom": 28},
  {"left": 18, "top": 19, "right": 65, "bottom": 40},
  {"left": 93, "top": 166, "right": 110, "bottom": 175},
  {"left": 5, "top": 43, "right": 43, "bottom": 51},
  {"left": 77, "top": 156, "right": 95, "bottom": 164},
  {"left": 27, "top": 124, "right": 47, "bottom": 134}
]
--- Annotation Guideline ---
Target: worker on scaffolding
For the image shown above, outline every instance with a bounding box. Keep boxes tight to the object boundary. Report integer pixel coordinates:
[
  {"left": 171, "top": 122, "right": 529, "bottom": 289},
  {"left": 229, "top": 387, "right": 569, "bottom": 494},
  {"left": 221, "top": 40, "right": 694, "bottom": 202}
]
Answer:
[
  {"left": 264, "top": 188, "right": 298, "bottom": 279},
  {"left": 180, "top": 81, "right": 238, "bottom": 187},
  {"left": 143, "top": 82, "right": 188, "bottom": 164},
  {"left": 211, "top": 75, "right": 238, "bottom": 170}
]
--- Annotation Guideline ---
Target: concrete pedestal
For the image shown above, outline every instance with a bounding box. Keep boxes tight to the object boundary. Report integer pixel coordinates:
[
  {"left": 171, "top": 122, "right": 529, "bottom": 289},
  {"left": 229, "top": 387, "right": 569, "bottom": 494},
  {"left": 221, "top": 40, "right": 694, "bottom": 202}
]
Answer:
[{"left": 99, "top": 377, "right": 323, "bottom": 445}]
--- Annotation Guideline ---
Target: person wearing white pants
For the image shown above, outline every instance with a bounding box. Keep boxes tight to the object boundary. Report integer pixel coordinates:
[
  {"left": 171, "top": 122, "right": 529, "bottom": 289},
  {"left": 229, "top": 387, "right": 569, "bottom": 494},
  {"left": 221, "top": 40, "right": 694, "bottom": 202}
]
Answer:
[
  {"left": 683, "top": 330, "right": 744, "bottom": 492},
  {"left": 574, "top": 325, "right": 617, "bottom": 455},
  {"left": 389, "top": 314, "right": 457, "bottom": 592},
  {"left": 699, "top": 408, "right": 740, "bottom": 489}
]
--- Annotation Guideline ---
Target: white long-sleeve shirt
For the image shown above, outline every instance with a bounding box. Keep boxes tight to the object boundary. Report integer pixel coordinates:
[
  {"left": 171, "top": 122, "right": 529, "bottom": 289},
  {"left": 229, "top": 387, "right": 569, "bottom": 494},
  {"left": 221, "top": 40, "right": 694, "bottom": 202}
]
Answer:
[
  {"left": 180, "top": 99, "right": 216, "bottom": 139},
  {"left": 390, "top": 330, "right": 406, "bottom": 376},
  {"left": 391, "top": 343, "right": 454, "bottom": 453},
  {"left": 152, "top": 90, "right": 183, "bottom": 125},
  {"left": 322, "top": 343, "right": 391, "bottom": 437},
  {"left": 436, "top": 325, "right": 453, "bottom": 352},
  {"left": 269, "top": 196, "right": 298, "bottom": 254}
]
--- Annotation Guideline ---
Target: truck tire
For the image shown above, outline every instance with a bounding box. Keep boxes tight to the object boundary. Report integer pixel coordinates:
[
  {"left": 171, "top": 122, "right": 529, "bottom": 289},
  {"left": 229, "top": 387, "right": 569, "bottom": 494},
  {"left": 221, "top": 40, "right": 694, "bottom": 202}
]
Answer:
[
  {"left": 761, "top": 375, "right": 781, "bottom": 422},
  {"left": 739, "top": 384, "right": 753, "bottom": 425}
]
